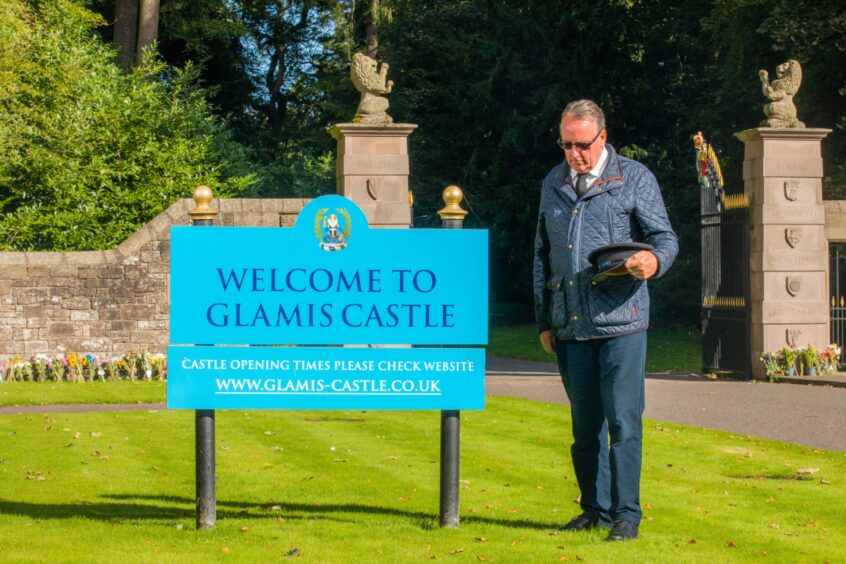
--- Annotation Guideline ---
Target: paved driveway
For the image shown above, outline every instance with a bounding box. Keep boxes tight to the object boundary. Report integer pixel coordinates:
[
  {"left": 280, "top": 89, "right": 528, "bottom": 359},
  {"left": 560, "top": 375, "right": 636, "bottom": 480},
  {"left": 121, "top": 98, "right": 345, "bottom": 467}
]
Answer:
[{"left": 486, "top": 356, "right": 846, "bottom": 452}]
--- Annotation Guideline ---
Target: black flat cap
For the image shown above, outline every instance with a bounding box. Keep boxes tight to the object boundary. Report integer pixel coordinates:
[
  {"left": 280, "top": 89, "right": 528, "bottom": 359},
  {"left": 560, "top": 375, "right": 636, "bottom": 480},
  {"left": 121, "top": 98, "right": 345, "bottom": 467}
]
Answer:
[{"left": 587, "top": 242, "right": 654, "bottom": 285}]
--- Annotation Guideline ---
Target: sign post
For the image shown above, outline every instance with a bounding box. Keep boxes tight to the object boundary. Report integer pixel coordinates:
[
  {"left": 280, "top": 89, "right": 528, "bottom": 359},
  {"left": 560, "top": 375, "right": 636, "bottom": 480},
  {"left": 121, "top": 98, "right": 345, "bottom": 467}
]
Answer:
[
  {"left": 188, "top": 186, "right": 217, "bottom": 530},
  {"left": 169, "top": 187, "right": 487, "bottom": 530},
  {"left": 437, "top": 186, "right": 468, "bottom": 528}
]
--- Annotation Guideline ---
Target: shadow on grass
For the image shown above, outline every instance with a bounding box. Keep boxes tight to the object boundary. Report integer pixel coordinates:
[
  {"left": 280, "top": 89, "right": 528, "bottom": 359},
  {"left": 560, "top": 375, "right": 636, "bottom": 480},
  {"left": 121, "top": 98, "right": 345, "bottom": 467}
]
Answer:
[
  {"left": 0, "top": 493, "right": 559, "bottom": 531},
  {"left": 0, "top": 499, "right": 192, "bottom": 521},
  {"left": 644, "top": 372, "right": 748, "bottom": 383},
  {"left": 729, "top": 474, "right": 814, "bottom": 481}
]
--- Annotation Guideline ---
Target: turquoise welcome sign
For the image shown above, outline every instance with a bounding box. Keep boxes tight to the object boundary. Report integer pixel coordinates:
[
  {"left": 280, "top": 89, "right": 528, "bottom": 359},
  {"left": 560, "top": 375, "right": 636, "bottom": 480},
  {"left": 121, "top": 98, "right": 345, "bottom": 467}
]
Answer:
[
  {"left": 168, "top": 195, "right": 488, "bottom": 410},
  {"left": 170, "top": 195, "right": 487, "bottom": 345}
]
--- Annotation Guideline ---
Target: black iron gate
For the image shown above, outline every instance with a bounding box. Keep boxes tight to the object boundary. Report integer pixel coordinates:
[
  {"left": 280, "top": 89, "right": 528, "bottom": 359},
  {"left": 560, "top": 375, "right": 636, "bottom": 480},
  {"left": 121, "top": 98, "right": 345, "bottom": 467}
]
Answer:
[
  {"left": 829, "top": 244, "right": 846, "bottom": 370},
  {"left": 701, "top": 190, "right": 751, "bottom": 378}
]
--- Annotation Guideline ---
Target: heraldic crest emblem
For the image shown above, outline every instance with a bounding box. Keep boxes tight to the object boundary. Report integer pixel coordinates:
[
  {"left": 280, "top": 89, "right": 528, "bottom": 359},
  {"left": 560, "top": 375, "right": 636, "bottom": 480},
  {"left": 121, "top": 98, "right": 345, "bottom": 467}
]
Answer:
[
  {"left": 784, "top": 180, "right": 799, "bottom": 201},
  {"left": 315, "top": 208, "right": 352, "bottom": 251},
  {"left": 785, "top": 227, "right": 802, "bottom": 248},
  {"left": 786, "top": 276, "right": 801, "bottom": 297}
]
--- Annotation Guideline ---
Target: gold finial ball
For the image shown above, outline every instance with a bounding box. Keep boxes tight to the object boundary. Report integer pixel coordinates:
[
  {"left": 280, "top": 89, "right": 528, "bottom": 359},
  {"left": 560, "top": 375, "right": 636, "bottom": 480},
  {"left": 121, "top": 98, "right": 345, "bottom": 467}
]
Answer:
[
  {"left": 442, "top": 185, "right": 464, "bottom": 206},
  {"left": 438, "top": 184, "right": 468, "bottom": 220},
  {"left": 193, "top": 185, "right": 213, "bottom": 206},
  {"left": 189, "top": 185, "right": 217, "bottom": 221}
]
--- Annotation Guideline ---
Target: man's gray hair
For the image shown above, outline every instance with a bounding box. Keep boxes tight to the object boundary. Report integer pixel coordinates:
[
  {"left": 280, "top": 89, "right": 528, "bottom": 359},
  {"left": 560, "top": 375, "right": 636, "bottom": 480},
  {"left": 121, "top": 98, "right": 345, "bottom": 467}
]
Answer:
[{"left": 561, "top": 99, "right": 606, "bottom": 132}]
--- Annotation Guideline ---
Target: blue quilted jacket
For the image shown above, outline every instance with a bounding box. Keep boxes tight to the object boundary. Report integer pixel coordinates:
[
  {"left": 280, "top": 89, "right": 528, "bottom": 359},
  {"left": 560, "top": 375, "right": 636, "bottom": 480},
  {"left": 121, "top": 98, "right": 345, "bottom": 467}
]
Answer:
[{"left": 533, "top": 145, "right": 678, "bottom": 340}]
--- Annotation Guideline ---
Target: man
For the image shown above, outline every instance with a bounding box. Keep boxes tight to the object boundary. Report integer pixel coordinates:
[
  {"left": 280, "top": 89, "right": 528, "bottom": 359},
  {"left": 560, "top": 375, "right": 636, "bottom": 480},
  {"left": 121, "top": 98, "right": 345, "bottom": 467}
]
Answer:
[{"left": 533, "top": 99, "right": 678, "bottom": 541}]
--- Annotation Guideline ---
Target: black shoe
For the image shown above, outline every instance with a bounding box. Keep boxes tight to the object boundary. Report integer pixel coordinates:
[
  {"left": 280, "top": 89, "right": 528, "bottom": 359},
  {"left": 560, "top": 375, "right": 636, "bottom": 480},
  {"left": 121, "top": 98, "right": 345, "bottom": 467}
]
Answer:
[
  {"left": 560, "top": 513, "right": 600, "bottom": 532},
  {"left": 606, "top": 520, "right": 638, "bottom": 541}
]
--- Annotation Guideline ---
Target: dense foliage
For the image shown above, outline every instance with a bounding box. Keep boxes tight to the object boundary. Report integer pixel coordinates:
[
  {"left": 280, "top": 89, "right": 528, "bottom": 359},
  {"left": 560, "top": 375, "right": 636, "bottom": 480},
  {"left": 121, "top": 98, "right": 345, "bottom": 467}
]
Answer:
[
  {"left": 374, "top": 0, "right": 846, "bottom": 325},
  {"left": 3, "top": 0, "right": 845, "bottom": 326},
  {"left": 0, "top": 0, "right": 254, "bottom": 250}
]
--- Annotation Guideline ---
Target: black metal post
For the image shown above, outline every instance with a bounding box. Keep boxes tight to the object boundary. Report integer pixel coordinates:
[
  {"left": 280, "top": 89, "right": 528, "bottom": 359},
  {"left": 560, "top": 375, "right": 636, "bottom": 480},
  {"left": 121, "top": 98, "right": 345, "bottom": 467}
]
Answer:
[
  {"left": 439, "top": 409, "right": 460, "bottom": 527},
  {"left": 195, "top": 409, "right": 215, "bottom": 529},
  {"left": 437, "top": 187, "right": 466, "bottom": 528},
  {"left": 190, "top": 189, "right": 217, "bottom": 529}
]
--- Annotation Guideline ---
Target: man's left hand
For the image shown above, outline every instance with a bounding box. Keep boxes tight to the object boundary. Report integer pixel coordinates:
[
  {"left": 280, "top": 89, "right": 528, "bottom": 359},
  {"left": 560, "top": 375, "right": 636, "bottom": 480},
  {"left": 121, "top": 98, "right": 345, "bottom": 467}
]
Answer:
[{"left": 625, "top": 251, "right": 658, "bottom": 280}]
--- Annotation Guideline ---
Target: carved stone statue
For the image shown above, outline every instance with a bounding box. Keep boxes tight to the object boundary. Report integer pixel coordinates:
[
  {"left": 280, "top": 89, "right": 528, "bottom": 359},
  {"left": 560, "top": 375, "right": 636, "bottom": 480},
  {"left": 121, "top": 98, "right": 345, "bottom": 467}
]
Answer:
[
  {"left": 758, "top": 59, "right": 805, "bottom": 128},
  {"left": 351, "top": 52, "right": 394, "bottom": 124}
]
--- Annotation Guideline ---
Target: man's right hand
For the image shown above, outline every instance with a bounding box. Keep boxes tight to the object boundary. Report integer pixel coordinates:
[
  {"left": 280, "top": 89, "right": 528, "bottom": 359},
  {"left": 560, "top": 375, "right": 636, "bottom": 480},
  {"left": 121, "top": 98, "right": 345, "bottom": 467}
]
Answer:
[{"left": 539, "top": 329, "right": 555, "bottom": 355}]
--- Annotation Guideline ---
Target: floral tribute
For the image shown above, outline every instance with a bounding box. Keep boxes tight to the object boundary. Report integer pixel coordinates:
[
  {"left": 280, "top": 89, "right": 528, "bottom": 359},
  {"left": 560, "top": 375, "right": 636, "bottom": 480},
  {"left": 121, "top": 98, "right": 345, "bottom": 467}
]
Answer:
[
  {"left": 0, "top": 350, "right": 166, "bottom": 383},
  {"left": 819, "top": 344, "right": 842, "bottom": 374}
]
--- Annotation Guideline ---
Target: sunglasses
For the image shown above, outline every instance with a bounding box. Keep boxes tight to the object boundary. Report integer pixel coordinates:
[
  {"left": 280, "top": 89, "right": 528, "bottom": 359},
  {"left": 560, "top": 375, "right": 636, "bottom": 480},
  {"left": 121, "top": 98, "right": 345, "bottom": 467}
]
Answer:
[{"left": 557, "top": 129, "right": 603, "bottom": 151}]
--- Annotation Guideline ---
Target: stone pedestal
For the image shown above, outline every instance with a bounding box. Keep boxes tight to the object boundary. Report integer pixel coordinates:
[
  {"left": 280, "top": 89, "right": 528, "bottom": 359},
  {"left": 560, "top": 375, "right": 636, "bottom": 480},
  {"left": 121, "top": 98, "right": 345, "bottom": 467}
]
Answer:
[
  {"left": 736, "top": 127, "right": 831, "bottom": 379},
  {"left": 327, "top": 123, "right": 417, "bottom": 228}
]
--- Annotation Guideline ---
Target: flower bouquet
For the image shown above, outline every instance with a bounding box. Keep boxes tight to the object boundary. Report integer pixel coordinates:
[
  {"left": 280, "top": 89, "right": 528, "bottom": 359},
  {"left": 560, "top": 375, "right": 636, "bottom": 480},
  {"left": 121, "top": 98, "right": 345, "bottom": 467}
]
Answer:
[
  {"left": 760, "top": 351, "right": 784, "bottom": 382},
  {"left": 779, "top": 346, "right": 798, "bottom": 377},
  {"left": 800, "top": 345, "right": 820, "bottom": 376},
  {"left": 820, "top": 344, "right": 842, "bottom": 374}
]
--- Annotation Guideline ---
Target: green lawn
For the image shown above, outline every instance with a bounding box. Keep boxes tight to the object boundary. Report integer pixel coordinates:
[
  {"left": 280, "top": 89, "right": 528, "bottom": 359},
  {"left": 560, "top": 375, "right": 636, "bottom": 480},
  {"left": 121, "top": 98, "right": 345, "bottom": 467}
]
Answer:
[
  {"left": 489, "top": 325, "right": 701, "bottom": 373},
  {"left": 0, "top": 396, "right": 841, "bottom": 562},
  {"left": 0, "top": 380, "right": 165, "bottom": 407}
]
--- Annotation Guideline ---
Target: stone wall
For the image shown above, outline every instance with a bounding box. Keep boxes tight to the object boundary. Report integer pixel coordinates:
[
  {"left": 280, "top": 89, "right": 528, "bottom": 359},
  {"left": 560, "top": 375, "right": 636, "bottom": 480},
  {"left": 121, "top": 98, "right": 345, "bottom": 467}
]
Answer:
[
  {"left": 826, "top": 200, "right": 846, "bottom": 312},
  {"left": 824, "top": 201, "right": 846, "bottom": 242},
  {"left": 0, "top": 198, "right": 307, "bottom": 360}
]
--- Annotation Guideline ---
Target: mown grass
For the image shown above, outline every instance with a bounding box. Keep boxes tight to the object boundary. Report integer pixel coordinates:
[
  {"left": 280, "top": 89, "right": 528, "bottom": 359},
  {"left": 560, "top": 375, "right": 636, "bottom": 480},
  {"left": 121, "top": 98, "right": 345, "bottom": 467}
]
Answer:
[
  {"left": 0, "top": 380, "right": 165, "bottom": 407},
  {"left": 0, "top": 396, "right": 842, "bottom": 562},
  {"left": 488, "top": 325, "right": 701, "bottom": 373}
]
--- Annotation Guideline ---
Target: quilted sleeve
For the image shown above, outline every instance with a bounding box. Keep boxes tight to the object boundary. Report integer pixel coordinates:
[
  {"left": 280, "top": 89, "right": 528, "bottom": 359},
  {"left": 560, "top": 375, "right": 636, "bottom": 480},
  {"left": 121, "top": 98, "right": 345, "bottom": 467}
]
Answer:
[
  {"left": 533, "top": 209, "right": 552, "bottom": 332},
  {"left": 634, "top": 168, "right": 678, "bottom": 278}
]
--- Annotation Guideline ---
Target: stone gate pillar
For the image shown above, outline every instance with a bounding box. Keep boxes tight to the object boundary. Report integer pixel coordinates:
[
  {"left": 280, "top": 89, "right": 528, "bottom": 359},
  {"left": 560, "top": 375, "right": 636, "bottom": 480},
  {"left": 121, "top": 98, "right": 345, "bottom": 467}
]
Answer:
[
  {"left": 327, "top": 123, "right": 417, "bottom": 228},
  {"left": 736, "top": 127, "right": 831, "bottom": 379}
]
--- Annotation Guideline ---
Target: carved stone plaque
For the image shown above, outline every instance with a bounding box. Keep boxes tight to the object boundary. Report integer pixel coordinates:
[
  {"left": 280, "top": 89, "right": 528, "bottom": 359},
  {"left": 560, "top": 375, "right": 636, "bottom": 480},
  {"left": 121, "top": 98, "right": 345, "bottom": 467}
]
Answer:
[
  {"left": 786, "top": 328, "right": 802, "bottom": 347},
  {"left": 784, "top": 180, "right": 799, "bottom": 201},
  {"left": 786, "top": 276, "right": 801, "bottom": 297},
  {"left": 785, "top": 227, "right": 802, "bottom": 248}
]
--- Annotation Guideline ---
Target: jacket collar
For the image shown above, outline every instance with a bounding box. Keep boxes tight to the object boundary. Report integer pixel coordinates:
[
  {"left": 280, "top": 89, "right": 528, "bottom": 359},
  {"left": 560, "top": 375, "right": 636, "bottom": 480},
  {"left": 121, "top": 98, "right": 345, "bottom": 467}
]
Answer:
[{"left": 561, "top": 144, "right": 625, "bottom": 198}]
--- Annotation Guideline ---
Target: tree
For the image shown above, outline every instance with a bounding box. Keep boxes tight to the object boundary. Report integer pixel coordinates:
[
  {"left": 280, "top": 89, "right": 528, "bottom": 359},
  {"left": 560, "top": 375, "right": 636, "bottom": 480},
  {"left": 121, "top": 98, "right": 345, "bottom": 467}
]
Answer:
[
  {"left": 113, "top": 0, "right": 138, "bottom": 67},
  {"left": 234, "top": 0, "right": 336, "bottom": 129},
  {"left": 362, "top": 0, "right": 711, "bottom": 324},
  {"left": 110, "top": 0, "right": 160, "bottom": 67},
  {"left": 364, "top": 0, "right": 378, "bottom": 58},
  {"left": 155, "top": 0, "right": 257, "bottom": 128},
  {"left": 356, "top": 0, "right": 391, "bottom": 58},
  {"left": 92, "top": 0, "right": 346, "bottom": 198},
  {"left": 0, "top": 0, "right": 254, "bottom": 251},
  {"left": 137, "top": 0, "right": 161, "bottom": 61}
]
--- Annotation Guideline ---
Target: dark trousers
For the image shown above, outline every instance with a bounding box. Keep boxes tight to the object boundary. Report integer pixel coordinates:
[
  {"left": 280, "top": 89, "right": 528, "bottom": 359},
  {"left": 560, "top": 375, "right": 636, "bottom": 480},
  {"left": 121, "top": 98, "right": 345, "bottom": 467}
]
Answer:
[{"left": 555, "top": 331, "right": 646, "bottom": 525}]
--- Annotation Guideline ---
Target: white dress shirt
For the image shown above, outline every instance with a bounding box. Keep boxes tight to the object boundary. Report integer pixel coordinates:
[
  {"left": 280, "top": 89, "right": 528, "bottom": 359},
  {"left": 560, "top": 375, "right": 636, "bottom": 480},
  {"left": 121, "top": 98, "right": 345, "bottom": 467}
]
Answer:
[{"left": 568, "top": 147, "right": 609, "bottom": 190}]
